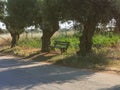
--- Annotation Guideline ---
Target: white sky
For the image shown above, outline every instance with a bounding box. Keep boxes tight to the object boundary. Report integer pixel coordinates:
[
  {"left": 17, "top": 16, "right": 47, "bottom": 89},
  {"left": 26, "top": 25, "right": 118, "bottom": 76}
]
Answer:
[
  {"left": 0, "top": 22, "right": 6, "bottom": 30},
  {"left": 59, "top": 20, "right": 74, "bottom": 30},
  {"left": 0, "top": 19, "right": 116, "bottom": 31},
  {"left": 0, "top": 20, "right": 74, "bottom": 30}
]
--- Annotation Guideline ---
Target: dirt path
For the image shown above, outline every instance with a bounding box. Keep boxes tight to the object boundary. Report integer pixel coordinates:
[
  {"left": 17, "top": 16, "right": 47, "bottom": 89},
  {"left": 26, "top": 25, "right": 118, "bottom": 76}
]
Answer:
[{"left": 0, "top": 55, "right": 120, "bottom": 90}]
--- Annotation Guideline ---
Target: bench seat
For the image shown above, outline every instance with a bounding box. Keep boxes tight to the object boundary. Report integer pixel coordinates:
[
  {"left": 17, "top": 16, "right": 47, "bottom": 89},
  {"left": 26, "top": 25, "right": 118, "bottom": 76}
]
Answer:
[{"left": 50, "top": 41, "right": 70, "bottom": 54}]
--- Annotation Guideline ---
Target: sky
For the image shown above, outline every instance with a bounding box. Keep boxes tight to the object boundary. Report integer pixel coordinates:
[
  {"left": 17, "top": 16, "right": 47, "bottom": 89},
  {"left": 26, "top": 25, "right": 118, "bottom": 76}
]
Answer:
[
  {"left": 0, "top": 19, "right": 116, "bottom": 31},
  {"left": 0, "top": 20, "right": 74, "bottom": 31},
  {"left": 59, "top": 20, "right": 74, "bottom": 30},
  {"left": 0, "top": 21, "right": 6, "bottom": 30}
]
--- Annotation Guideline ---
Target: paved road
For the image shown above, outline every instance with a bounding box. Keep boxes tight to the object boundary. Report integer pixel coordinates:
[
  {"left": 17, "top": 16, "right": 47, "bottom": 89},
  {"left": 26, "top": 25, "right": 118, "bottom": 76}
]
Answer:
[{"left": 0, "top": 55, "right": 120, "bottom": 90}]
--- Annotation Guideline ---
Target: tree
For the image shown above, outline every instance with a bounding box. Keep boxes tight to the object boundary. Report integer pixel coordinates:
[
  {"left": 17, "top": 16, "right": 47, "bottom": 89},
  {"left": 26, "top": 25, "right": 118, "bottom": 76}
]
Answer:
[
  {"left": 5, "top": 0, "right": 37, "bottom": 48},
  {"left": 36, "top": 0, "right": 61, "bottom": 52},
  {"left": 112, "top": 0, "right": 120, "bottom": 33},
  {"left": 5, "top": 16, "right": 24, "bottom": 47},
  {"left": 79, "top": 0, "right": 114, "bottom": 56},
  {"left": 3, "top": 0, "right": 117, "bottom": 55},
  {"left": 60, "top": 0, "right": 114, "bottom": 56},
  {"left": 35, "top": 0, "right": 116, "bottom": 54},
  {"left": 0, "top": 0, "right": 4, "bottom": 20},
  {"left": 4, "top": 0, "right": 61, "bottom": 51}
]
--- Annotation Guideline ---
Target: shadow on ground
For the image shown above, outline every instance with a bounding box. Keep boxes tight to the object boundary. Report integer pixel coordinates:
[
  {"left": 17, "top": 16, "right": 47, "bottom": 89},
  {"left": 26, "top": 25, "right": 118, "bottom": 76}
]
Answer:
[
  {"left": 100, "top": 85, "right": 120, "bottom": 90},
  {"left": 53, "top": 53, "right": 110, "bottom": 70},
  {"left": 0, "top": 53, "right": 120, "bottom": 90},
  {"left": 0, "top": 55, "right": 33, "bottom": 68},
  {"left": 24, "top": 51, "right": 59, "bottom": 62},
  {"left": 0, "top": 57, "right": 94, "bottom": 90}
]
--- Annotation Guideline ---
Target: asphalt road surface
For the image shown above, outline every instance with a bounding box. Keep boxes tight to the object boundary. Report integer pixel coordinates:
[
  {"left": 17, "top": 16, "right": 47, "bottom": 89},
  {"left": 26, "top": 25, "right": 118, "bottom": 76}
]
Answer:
[{"left": 0, "top": 55, "right": 120, "bottom": 90}]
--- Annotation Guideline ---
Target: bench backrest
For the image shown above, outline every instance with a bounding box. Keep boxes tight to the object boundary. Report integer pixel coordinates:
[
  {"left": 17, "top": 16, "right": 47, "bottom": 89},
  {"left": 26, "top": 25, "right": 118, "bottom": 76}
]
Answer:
[{"left": 54, "top": 41, "right": 70, "bottom": 49}]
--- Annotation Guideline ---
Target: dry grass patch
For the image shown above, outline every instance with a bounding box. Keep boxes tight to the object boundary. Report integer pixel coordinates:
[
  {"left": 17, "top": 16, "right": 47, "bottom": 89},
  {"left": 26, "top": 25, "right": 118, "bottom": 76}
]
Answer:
[
  {"left": 0, "top": 46, "right": 40, "bottom": 57},
  {"left": 0, "top": 35, "right": 11, "bottom": 46}
]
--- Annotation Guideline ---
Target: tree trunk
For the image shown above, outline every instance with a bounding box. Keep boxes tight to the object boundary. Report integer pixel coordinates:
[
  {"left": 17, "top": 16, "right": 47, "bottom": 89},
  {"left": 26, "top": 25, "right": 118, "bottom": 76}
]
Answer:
[
  {"left": 41, "top": 23, "right": 59, "bottom": 52},
  {"left": 77, "top": 17, "right": 97, "bottom": 56},
  {"left": 114, "top": 20, "right": 120, "bottom": 33},
  {"left": 10, "top": 32, "right": 20, "bottom": 48}
]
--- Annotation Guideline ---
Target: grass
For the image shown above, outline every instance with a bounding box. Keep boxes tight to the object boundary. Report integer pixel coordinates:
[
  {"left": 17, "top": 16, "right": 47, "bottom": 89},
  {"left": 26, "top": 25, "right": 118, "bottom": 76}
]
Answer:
[
  {"left": 18, "top": 38, "right": 42, "bottom": 48},
  {"left": 51, "top": 35, "right": 80, "bottom": 53},
  {"left": 48, "top": 47, "right": 120, "bottom": 71},
  {"left": 93, "top": 33, "right": 120, "bottom": 47},
  {"left": 50, "top": 53, "right": 109, "bottom": 70},
  {"left": 0, "top": 46, "right": 40, "bottom": 57}
]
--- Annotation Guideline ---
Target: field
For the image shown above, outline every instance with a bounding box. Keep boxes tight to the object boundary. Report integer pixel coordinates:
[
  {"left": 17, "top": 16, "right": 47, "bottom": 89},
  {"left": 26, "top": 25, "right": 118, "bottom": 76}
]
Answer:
[{"left": 0, "top": 31, "right": 120, "bottom": 71}]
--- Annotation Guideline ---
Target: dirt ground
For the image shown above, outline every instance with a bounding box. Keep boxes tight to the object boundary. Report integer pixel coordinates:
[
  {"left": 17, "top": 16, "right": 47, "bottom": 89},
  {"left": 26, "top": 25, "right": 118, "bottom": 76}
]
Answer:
[{"left": 0, "top": 55, "right": 120, "bottom": 90}]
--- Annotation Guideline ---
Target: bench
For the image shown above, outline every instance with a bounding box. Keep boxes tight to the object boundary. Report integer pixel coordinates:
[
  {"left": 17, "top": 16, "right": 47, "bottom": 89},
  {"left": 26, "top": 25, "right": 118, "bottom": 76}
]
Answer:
[{"left": 50, "top": 41, "right": 70, "bottom": 54}]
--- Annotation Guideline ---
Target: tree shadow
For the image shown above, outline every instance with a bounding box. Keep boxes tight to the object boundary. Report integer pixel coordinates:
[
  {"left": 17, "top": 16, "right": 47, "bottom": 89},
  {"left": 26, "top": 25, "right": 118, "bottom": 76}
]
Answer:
[
  {"left": 0, "top": 47, "right": 15, "bottom": 56},
  {"left": 100, "top": 85, "right": 120, "bottom": 90},
  {"left": 0, "top": 57, "right": 34, "bottom": 68},
  {"left": 107, "top": 56, "right": 120, "bottom": 61},
  {"left": 0, "top": 50, "right": 59, "bottom": 68},
  {"left": 24, "top": 51, "right": 59, "bottom": 62},
  {"left": 0, "top": 60, "right": 94, "bottom": 90},
  {"left": 53, "top": 53, "right": 110, "bottom": 70},
  {"left": 0, "top": 48, "right": 8, "bottom": 53}
]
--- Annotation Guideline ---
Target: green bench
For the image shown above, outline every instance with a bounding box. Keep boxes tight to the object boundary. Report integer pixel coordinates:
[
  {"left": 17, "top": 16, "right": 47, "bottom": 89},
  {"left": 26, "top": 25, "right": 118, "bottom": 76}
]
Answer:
[{"left": 50, "top": 41, "right": 70, "bottom": 54}]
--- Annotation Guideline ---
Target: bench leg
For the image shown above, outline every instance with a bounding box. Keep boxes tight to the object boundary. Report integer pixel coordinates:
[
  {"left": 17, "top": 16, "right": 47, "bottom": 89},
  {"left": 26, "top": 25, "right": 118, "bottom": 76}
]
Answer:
[
  {"left": 60, "top": 48, "right": 66, "bottom": 54},
  {"left": 49, "top": 46, "right": 55, "bottom": 51}
]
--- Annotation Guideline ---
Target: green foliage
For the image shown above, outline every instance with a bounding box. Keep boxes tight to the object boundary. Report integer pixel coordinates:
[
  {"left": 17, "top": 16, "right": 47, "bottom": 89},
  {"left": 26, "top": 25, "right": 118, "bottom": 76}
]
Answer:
[
  {"left": 0, "top": 0, "right": 4, "bottom": 20},
  {"left": 18, "top": 33, "right": 120, "bottom": 50},
  {"left": 18, "top": 38, "right": 41, "bottom": 48},
  {"left": 60, "top": 0, "right": 114, "bottom": 23},
  {"left": 93, "top": 34, "right": 120, "bottom": 47},
  {"left": 51, "top": 35, "right": 79, "bottom": 50},
  {"left": 7, "top": 0, "right": 37, "bottom": 27},
  {"left": 5, "top": 0, "right": 38, "bottom": 47}
]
